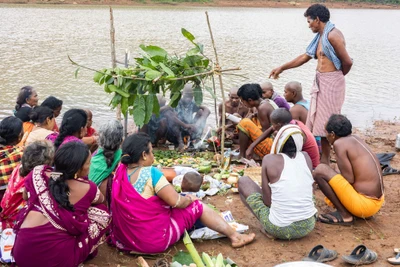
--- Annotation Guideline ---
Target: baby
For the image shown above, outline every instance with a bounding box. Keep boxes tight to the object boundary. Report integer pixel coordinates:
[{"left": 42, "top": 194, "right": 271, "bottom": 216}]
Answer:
[{"left": 181, "top": 172, "right": 203, "bottom": 193}]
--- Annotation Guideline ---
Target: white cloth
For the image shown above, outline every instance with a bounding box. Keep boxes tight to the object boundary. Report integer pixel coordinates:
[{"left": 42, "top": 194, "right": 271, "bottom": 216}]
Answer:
[
  {"left": 268, "top": 153, "right": 317, "bottom": 227},
  {"left": 270, "top": 124, "right": 303, "bottom": 155}
]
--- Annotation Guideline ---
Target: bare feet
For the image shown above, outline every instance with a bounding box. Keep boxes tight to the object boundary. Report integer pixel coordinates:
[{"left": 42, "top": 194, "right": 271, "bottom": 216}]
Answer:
[{"left": 230, "top": 232, "right": 256, "bottom": 248}]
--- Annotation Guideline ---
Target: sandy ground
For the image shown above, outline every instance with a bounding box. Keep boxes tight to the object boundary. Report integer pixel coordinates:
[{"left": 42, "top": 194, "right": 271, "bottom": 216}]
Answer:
[
  {"left": 0, "top": 0, "right": 399, "bottom": 9},
  {"left": 83, "top": 120, "right": 400, "bottom": 267}
]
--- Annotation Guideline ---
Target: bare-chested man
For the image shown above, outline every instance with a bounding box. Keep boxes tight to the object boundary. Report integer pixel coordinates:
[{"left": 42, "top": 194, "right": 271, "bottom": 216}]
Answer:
[
  {"left": 218, "top": 87, "right": 250, "bottom": 143},
  {"left": 270, "top": 4, "right": 352, "bottom": 165},
  {"left": 313, "top": 115, "right": 384, "bottom": 225},
  {"left": 236, "top": 83, "right": 276, "bottom": 158},
  {"left": 260, "top": 82, "right": 290, "bottom": 111},
  {"left": 283, "top": 81, "right": 309, "bottom": 125}
]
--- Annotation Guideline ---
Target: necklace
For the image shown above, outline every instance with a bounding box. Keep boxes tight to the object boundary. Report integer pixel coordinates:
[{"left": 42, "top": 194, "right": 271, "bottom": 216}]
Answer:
[{"left": 128, "top": 165, "right": 141, "bottom": 169}]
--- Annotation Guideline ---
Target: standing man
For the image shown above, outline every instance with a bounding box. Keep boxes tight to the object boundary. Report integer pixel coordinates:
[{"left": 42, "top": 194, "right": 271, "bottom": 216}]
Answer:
[{"left": 270, "top": 4, "right": 352, "bottom": 164}]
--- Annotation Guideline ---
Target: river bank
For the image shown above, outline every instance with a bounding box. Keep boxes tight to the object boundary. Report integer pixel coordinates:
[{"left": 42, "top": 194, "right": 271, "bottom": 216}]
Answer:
[
  {"left": 83, "top": 120, "right": 400, "bottom": 267},
  {"left": 0, "top": 0, "right": 399, "bottom": 9}
]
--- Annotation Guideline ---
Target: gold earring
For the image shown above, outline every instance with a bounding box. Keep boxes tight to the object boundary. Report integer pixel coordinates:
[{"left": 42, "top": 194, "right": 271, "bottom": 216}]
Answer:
[
  {"left": 74, "top": 173, "right": 78, "bottom": 179},
  {"left": 144, "top": 157, "right": 147, "bottom": 161}
]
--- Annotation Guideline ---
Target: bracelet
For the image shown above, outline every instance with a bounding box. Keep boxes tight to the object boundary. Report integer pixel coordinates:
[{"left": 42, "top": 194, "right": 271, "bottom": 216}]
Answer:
[{"left": 172, "top": 194, "right": 181, "bottom": 208}]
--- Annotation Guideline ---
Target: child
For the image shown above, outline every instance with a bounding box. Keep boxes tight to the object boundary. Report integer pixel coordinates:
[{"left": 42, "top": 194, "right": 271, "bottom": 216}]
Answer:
[
  {"left": 82, "top": 109, "right": 98, "bottom": 152},
  {"left": 181, "top": 172, "right": 203, "bottom": 193}
]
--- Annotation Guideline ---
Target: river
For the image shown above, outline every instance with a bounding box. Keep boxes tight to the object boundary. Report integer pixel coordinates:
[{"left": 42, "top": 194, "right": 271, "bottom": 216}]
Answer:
[{"left": 1, "top": 5, "right": 399, "bottom": 129}]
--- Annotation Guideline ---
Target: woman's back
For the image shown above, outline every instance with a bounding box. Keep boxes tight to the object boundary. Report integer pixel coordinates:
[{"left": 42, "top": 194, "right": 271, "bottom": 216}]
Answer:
[{"left": 269, "top": 152, "right": 317, "bottom": 227}]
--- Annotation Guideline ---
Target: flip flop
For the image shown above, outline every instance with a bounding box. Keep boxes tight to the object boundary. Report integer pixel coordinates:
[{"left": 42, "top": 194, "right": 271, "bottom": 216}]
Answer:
[
  {"left": 342, "top": 245, "right": 378, "bottom": 265},
  {"left": 302, "top": 244, "right": 338, "bottom": 263},
  {"left": 318, "top": 211, "right": 354, "bottom": 226},
  {"left": 382, "top": 166, "right": 400, "bottom": 176},
  {"left": 388, "top": 252, "right": 400, "bottom": 265}
]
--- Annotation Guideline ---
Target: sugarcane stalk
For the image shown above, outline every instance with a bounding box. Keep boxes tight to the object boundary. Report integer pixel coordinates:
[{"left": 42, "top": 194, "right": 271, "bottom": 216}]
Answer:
[{"left": 183, "top": 230, "right": 205, "bottom": 267}]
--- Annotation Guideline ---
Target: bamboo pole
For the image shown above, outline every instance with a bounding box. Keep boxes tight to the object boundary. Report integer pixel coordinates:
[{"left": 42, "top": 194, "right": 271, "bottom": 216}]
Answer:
[
  {"left": 124, "top": 49, "right": 129, "bottom": 137},
  {"left": 110, "top": 7, "right": 121, "bottom": 121},
  {"left": 205, "top": 11, "right": 226, "bottom": 164}
]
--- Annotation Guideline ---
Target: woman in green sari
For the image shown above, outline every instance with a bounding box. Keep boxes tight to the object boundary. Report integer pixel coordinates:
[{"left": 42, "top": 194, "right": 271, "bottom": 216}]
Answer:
[{"left": 89, "top": 120, "right": 123, "bottom": 199}]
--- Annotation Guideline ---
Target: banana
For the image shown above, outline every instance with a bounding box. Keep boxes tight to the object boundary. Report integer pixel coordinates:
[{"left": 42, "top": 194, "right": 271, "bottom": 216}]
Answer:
[{"left": 202, "top": 252, "right": 214, "bottom": 267}]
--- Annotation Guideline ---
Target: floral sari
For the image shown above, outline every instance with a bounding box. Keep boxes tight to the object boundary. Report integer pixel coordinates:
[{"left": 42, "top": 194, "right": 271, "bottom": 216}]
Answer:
[{"left": 12, "top": 165, "right": 110, "bottom": 267}]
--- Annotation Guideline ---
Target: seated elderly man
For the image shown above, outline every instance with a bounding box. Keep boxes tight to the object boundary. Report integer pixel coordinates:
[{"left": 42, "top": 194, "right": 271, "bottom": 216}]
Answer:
[
  {"left": 314, "top": 114, "right": 384, "bottom": 225},
  {"left": 238, "top": 125, "right": 317, "bottom": 240},
  {"left": 218, "top": 87, "right": 250, "bottom": 143}
]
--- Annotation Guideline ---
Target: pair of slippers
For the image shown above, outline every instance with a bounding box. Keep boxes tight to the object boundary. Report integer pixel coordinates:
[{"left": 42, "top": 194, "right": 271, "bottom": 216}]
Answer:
[
  {"left": 303, "top": 244, "right": 377, "bottom": 265},
  {"left": 388, "top": 248, "right": 400, "bottom": 265},
  {"left": 382, "top": 166, "right": 400, "bottom": 176}
]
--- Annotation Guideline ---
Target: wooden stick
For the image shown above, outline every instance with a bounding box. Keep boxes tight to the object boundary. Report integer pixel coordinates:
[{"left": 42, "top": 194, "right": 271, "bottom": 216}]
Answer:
[
  {"left": 137, "top": 257, "right": 150, "bottom": 267},
  {"left": 212, "top": 75, "right": 218, "bottom": 127},
  {"left": 206, "top": 11, "right": 226, "bottom": 165},
  {"left": 109, "top": 7, "right": 121, "bottom": 121}
]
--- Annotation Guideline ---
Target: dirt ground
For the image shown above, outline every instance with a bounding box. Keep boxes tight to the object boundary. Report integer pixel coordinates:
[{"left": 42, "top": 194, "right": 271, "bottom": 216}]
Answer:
[
  {"left": 84, "top": 120, "right": 400, "bottom": 267},
  {"left": 0, "top": 0, "right": 399, "bottom": 10}
]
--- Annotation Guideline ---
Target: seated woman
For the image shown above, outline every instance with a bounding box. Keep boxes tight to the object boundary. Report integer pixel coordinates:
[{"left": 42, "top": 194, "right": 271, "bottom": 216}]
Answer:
[
  {"left": 14, "top": 86, "right": 39, "bottom": 147},
  {"left": 238, "top": 125, "right": 317, "bottom": 240},
  {"left": 41, "top": 96, "right": 63, "bottom": 132},
  {"left": 13, "top": 142, "right": 110, "bottom": 267},
  {"left": 1, "top": 140, "right": 54, "bottom": 228},
  {"left": 0, "top": 116, "right": 23, "bottom": 203},
  {"left": 25, "top": 106, "right": 55, "bottom": 146},
  {"left": 46, "top": 109, "right": 87, "bottom": 149},
  {"left": 109, "top": 133, "right": 255, "bottom": 253},
  {"left": 89, "top": 120, "right": 123, "bottom": 199}
]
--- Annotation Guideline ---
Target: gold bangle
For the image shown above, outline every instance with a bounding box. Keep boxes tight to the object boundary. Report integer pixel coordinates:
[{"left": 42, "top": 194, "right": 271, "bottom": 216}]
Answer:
[{"left": 172, "top": 194, "right": 181, "bottom": 208}]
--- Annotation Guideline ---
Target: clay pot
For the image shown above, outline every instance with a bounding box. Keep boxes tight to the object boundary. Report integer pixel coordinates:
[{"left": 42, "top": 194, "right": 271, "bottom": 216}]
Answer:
[{"left": 161, "top": 167, "right": 176, "bottom": 182}]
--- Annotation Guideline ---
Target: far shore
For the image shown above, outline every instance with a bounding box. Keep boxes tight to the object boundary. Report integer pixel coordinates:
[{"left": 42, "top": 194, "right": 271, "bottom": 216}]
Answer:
[{"left": 1, "top": 0, "right": 399, "bottom": 9}]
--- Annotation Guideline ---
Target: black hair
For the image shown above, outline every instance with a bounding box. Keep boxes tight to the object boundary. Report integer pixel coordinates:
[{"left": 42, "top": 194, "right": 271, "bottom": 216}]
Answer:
[
  {"left": 0, "top": 116, "right": 23, "bottom": 145},
  {"left": 49, "top": 141, "right": 90, "bottom": 211},
  {"left": 55, "top": 109, "right": 87, "bottom": 149},
  {"left": 14, "top": 106, "right": 32, "bottom": 122},
  {"left": 304, "top": 4, "right": 330, "bottom": 23},
  {"left": 326, "top": 114, "right": 352, "bottom": 137},
  {"left": 29, "top": 106, "right": 54, "bottom": 124},
  {"left": 281, "top": 136, "right": 297, "bottom": 158},
  {"left": 41, "top": 96, "right": 63, "bottom": 110},
  {"left": 121, "top": 132, "right": 151, "bottom": 165},
  {"left": 20, "top": 140, "right": 55, "bottom": 177},
  {"left": 270, "top": 108, "right": 292, "bottom": 125},
  {"left": 15, "top": 86, "right": 34, "bottom": 111},
  {"left": 237, "top": 83, "right": 263, "bottom": 101}
]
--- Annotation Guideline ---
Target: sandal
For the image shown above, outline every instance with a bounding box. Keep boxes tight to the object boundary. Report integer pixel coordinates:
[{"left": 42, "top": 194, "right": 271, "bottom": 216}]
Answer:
[
  {"left": 382, "top": 166, "right": 400, "bottom": 176},
  {"left": 342, "top": 245, "right": 378, "bottom": 265},
  {"left": 318, "top": 211, "right": 354, "bottom": 226},
  {"left": 388, "top": 252, "right": 400, "bottom": 265},
  {"left": 302, "top": 244, "right": 338, "bottom": 263}
]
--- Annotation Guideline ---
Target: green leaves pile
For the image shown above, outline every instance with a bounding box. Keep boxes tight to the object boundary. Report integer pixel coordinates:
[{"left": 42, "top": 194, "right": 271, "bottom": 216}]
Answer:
[{"left": 93, "top": 28, "right": 213, "bottom": 127}]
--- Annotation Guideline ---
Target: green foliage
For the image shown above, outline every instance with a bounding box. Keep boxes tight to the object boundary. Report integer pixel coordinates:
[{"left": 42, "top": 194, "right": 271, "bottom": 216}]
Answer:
[{"left": 92, "top": 28, "right": 213, "bottom": 127}]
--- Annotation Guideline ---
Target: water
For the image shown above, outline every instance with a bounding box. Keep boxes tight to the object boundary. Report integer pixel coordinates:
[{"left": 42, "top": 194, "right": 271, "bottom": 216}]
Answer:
[{"left": 1, "top": 5, "right": 399, "bottom": 129}]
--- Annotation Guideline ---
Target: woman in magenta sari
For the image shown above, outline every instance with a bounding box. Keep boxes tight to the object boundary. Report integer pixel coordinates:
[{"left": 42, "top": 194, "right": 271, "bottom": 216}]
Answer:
[
  {"left": 46, "top": 109, "right": 87, "bottom": 149},
  {"left": 109, "top": 133, "right": 255, "bottom": 254},
  {"left": 13, "top": 142, "right": 111, "bottom": 267},
  {"left": 1, "top": 140, "right": 54, "bottom": 229}
]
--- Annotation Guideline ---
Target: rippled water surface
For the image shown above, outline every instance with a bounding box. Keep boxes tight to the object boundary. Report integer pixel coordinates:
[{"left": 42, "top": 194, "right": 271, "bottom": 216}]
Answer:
[{"left": 1, "top": 5, "right": 399, "bottom": 129}]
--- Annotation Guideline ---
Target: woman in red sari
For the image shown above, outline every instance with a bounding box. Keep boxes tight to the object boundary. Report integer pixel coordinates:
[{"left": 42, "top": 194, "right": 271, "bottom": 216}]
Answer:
[
  {"left": 13, "top": 142, "right": 110, "bottom": 267},
  {"left": 109, "top": 133, "right": 255, "bottom": 254},
  {"left": 1, "top": 140, "right": 54, "bottom": 228}
]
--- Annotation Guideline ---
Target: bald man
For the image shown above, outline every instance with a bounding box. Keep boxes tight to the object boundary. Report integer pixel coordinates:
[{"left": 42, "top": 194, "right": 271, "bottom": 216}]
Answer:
[
  {"left": 260, "top": 82, "right": 290, "bottom": 111},
  {"left": 218, "top": 87, "right": 250, "bottom": 143},
  {"left": 283, "top": 81, "right": 309, "bottom": 125}
]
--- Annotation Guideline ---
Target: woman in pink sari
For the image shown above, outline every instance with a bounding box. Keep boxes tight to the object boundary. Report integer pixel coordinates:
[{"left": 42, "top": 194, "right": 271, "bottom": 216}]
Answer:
[
  {"left": 1, "top": 140, "right": 54, "bottom": 228},
  {"left": 109, "top": 133, "right": 255, "bottom": 254},
  {"left": 13, "top": 142, "right": 110, "bottom": 267}
]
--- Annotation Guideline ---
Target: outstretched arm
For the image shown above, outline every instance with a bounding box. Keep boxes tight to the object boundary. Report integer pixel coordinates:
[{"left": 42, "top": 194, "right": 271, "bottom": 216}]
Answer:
[{"left": 269, "top": 53, "right": 312, "bottom": 79}]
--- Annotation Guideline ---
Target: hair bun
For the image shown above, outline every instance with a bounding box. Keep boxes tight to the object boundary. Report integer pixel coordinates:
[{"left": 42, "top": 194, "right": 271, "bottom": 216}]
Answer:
[{"left": 121, "top": 154, "right": 131, "bottom": 164}]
